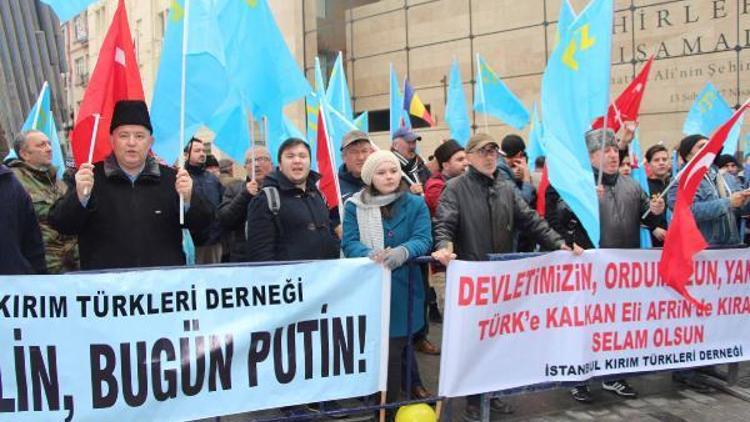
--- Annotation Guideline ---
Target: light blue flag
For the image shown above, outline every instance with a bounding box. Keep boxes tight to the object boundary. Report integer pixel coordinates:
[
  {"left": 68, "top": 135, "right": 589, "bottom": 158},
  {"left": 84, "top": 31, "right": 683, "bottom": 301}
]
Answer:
[
  {"left": 389, "top": 65, "right": 411, "bottom": 138},
  {"left": 354, "top": 112, "right": 369, "bottom": 132},
  {"left": 474, "top": 54, "right": 530, "bottom": 130},
  {"left": 8, "top": 82, "right": 66, "bottom": 179},
  {"left": 682, "top": 83, "right": 733, "bottom": 137},
  {"left": 326, "top": 52, "right": 353, "bottom": 121},
  {"left": 326, "top": 105, "right": 359, "bottom": 171},
  {"left": 721, "top": 112, "right": 744, "bottom": 155},
  {"left": 445, "top": 60, "right": 471, "bottom": 145},
  {"left": 305, "top": 58, "right": 327, "bottom": 168},
  {"left": 207, "top": 90, "right": 251, "bottom": 164},
  {"left": 151, "top": 0, "right": 229, "bottom": 165},
  {"left": 556, "top": 0, "right": 576, "bottom": 44},
  {"left": 629, "top": 131, "right": 652, "bottom": 248},
  {"left": 216, "top": 0, "right": 311, "bottom": 149},
  {"left": 541, "top": 0, "right": 614, "bottom": 248},
  {"left": 526, "top": 103, "right": 546, "bottom": 168},
  {"left": 282, "top": 115, "right": 306, "bottom": 141},
  {"left": 40, "top": 0, "right": 97, "bottom": 22}
]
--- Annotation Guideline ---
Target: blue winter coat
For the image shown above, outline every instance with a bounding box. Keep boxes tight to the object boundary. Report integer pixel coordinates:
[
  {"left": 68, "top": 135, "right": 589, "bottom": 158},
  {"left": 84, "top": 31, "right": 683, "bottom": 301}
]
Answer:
[
  {"left": 667, "top": 166, "right": 749, "bottom": 245},
  {"left": 342, "top": 193, "right": 432, "bottom": 337}
]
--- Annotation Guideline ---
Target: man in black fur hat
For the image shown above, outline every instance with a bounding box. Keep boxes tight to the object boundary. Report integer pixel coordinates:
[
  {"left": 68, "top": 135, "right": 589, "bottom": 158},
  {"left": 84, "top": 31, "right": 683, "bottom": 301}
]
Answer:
[{"left": 50, "top": 100, "right": 212, "bottom": 270}]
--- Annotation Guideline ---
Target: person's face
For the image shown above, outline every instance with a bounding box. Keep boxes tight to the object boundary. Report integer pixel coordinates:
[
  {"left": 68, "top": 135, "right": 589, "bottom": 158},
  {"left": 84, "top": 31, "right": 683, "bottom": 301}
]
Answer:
[
  {"left": 245, "top": 148, "right": 273, "bottom": 182},
  {"left": 648, "top": 151, "right": 670, "bottom": 178},
  {"left": 504, "top": 152, "right": 526, "bottom": 180},
  {"left": 187, "top": 141, "right": 206, "bottom": 166},
  {"left": 279, "top": 144, "right": 310, "bottom": 185},
  {"left": 343, "top": 140, "right": 374, "bottom": 177},
  {"left": 393, "top": 137, "right": 417, "bottom": 159},
  {"left": 206, "top": 166, "right": 220, "bottom": 178},
  {"left": 721, "top": 162, "right": 739, "bottom": 175},
  {"left": 443, "top": 151, "right": 468, "bottom": 177},
  {"left": 372, "top": 161, "right": 402, "bottom": 194},
  {"left": 467, "top": 143, "right": 500, "bottom": 177},
  {"left": 111, "top": 125, "right": 153, "bottom": 171},
  {"left": 19, "top": 131, "right": 52, "bottom": 168},
  {"left": 590, "top": 146, "right": 619, "bottom": 175},
  {"left": 686, "top": 139, "right": 709, "bottom": 162},
  {"left": 619, "top": 156, "right": 632, "bottom": 177}
]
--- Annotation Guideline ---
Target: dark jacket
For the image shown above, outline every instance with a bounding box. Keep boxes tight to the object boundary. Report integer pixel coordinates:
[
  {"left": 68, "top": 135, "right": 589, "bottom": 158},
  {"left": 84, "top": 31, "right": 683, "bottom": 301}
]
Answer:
[
  {"left": 497, "top": 159, "right": 538, "bottom": 252},
  {"left": 217, "top": 177, "right": 254, "bottom": 262},
  {"left": 434, "top": 166, "right": 563, "bottom": 261},
  {"left": 49, "top": 155, "right": 213, "bottom": 270},
  {"left": 647, "top": 176, "right": 670, "bottom": 247},
  {"left": 186, "top": 163, "right": 224, "bottom": 246},
  {"left": 343, "top": 193, "right": 432, "bottom": 337},
  {"left": 0, "top": 164, "right": 46, "bottom": 274},
  {"left": 546, "top": 168, "right": 657, "bottom": 249},
  {"left": 245, "top": 169, "right": 340, "bottom": 261},
  {"left": 338, "top": 164, "right": 365, "bottom": 202}
]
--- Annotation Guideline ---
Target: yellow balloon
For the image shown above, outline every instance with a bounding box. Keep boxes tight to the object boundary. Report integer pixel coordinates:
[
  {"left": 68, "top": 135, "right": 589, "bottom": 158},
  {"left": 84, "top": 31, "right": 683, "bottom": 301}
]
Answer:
[{"left": 395, "top": 404, "right": 437, "bottom": 422}]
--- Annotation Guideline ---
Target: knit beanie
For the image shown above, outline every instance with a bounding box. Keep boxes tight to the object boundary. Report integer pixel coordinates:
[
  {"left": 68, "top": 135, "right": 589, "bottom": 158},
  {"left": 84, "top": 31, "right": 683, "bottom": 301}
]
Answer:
[
  {"left": 678, "top": 134, "right": 708, "bottom": 162},
  {"left": 434, "top": 139, "right": 464, "bottom": 167},
  {"left": 361, "top": 150, "right": 401, "bottom": 186}
]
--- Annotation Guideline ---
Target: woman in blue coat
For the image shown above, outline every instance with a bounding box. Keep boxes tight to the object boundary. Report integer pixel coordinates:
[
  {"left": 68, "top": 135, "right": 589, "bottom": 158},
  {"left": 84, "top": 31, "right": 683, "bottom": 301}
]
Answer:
[{"left": 342, "top": 150, "right": 432, "bottom": 403}]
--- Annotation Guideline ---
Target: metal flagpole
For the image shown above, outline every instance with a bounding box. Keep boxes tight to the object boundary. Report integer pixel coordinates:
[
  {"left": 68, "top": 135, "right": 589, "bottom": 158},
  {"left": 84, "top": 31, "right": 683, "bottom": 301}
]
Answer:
[{"left": 177, "top": 0, "right": 191, "bottom": 225}]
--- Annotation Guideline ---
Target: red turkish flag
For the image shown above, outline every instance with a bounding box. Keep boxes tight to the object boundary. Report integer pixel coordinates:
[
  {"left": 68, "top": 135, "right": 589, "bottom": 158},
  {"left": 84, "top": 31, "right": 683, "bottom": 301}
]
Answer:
[
  {"left": 316, "top": 106, "right": 340, "bottom": 210},
  {"left": 658, "top": 102, "right": 749, "bottom": 309},
  {"left": 536, "top": 165, "right": 549, "bottom": 217},
  {"left": 70, "top": 0, "right": 145, "bottom": 166},
  {"left": 592, "top": 56, "right": 654, "bottom": 132}
]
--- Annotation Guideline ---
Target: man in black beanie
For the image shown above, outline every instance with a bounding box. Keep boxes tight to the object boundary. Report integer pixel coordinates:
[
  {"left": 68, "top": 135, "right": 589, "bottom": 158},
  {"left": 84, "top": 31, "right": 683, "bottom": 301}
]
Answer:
[{"left": 50, "top": 100, "right": 212, "bottom": 270}]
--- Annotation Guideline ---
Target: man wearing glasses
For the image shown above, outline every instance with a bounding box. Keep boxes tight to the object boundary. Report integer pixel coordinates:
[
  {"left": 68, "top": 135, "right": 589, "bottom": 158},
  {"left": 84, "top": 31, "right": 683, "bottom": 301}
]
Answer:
[
  {"left": 432, "top": 133, "right": 580, "bottom": 422},
  {"left": 217, "top": 146, "right": 274, "bottom": 262}
]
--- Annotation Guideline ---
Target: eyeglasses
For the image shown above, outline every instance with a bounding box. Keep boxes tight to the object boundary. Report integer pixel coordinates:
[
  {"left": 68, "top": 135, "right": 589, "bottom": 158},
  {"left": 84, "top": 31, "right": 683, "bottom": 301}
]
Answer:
[
  {"left": 475, "top": 146, "right": 500, "bottom": 157},
  {"left": 246, "top": 156, "right": 271, "bottom": 164}
]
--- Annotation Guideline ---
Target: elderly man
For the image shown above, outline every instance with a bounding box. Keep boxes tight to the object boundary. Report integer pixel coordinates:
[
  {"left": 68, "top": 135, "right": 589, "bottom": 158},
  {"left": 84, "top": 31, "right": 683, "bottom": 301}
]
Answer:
[
  {"left": 50, "top": 100, "right": 212, "bottom": 270},
  {"left": 9, "top": 130, "right": 78, "bottom": 273},
  {"left": 0, "top": 163, "right": 46, "bottom": 274},
  {"left": 217, "top": 146, "right": 274, "bottom": 262},
  {"left": 184, "top": 137, "right": 224, "bottom": 264},
  {"left": 432, "top": 133, "right": 579, "bottom": 422},
  {"left": 546, "top": 128, "right": 665, "bottom": 402},
  {"left": 391, "top": 127, "right": 431, "bottom": 194}
]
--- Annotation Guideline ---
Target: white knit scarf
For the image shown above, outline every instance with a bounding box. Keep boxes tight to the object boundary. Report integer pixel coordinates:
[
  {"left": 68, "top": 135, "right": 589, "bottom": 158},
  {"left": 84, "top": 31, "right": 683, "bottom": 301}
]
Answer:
[{"left": 347, "top": 190, "right": 403, "bottom": 250}]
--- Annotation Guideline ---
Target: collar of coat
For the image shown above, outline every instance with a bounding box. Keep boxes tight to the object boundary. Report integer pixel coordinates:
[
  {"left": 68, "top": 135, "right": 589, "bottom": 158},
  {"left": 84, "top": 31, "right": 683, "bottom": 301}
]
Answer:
[
  {"left": 269, "top": 168, "right": 322, "bottom": 193},
  {"left": 103, "top": 154, "right": 160, "bottom": 182},
  {"left": 467, "top": 165, "right": 498, "bottom": 186},
  {"left": 8, "top": 159, "right": 57, "bottom": 182}
]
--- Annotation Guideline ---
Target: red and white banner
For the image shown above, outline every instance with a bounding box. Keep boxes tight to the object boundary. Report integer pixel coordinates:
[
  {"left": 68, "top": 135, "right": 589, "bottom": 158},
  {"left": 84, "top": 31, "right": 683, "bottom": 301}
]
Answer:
[{"left": 438, "top": 249, "right": 750, "bottom": 398}]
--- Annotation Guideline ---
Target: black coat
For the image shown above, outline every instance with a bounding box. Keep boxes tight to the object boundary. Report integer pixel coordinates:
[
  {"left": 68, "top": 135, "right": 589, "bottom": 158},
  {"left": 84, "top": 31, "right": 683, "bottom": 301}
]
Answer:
[
  {"left": 49, "top": 156, "right": 213, "bottom": 270},
  {"left": 217, "top": 177, "right": 254, "bottom": 262},
  {"left": 186, "top": 164, "right": 224, "bottom": 246},
  {"left": 647, "top": 176, "right": 670, "bottom": 247},
  {"left": 0, "top": 165, "right": 46, "bottom": 274},
  {"left": 245, "top": 169, "right": 340, "bottom": 261}
]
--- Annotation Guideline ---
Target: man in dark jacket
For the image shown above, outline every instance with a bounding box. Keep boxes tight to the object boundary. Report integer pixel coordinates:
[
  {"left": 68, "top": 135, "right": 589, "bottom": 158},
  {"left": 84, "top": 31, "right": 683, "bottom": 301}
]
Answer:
[
  {"left": 217, "top": 146, "right": 273, "bottom": 262},
  {"left": 49, "top": 100, "right": 212, "bottom": 270},
  {"left": 645, "top": 144, "right": 671, "bottom": 246},
  {"left": 0, "top": 163, "right": 46, "bottom": 274},
  {"left": 546, "top": 128, "right": 665, "bottom": 402},
  {"left": 392, "top": 127, "right": 431, "bottom": 194},
  {"left": 497, "top": 134, "right": 538, "bottom": 251},
  {"left": 339, "top": 130, "right": 373, "bottom": 202},
  {"left": 432, "top": 133, "right": 578, "bottom": 422},
  {"left": 184, "top": 137, "right": 224, "bottom": 264},
  {"left": 245, "top": 138, "right": 340, "bottom": 262}
]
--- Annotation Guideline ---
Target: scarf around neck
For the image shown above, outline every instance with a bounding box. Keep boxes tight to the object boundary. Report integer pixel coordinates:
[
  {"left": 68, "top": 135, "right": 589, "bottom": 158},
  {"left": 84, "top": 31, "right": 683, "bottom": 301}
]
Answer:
[{"left": 347, "top": 190, "right": 403, "bottom": 250}]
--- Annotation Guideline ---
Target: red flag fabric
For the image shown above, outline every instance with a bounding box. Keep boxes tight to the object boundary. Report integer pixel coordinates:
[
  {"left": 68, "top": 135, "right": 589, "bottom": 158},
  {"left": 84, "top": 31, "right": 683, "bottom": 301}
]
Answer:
[
  {"left": 315, "top": 107, "right": 339, "bottom": 210},
  {"left": 592, "top": 56, "right": 654, "bottom": 132},
  {"left": 71, "top": 0, "right": 145, "bottom": 166},
  {"left": 658, "top": 102, "right": 749, "bottom": 308},
  {"left": 536, "top": 165, "right": 549, "bottom": 217}
]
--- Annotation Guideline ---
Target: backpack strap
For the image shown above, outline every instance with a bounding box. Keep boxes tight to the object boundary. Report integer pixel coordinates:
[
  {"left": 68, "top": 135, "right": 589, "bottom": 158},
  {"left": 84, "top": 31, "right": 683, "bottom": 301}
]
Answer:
[{"left": 262, "top": 186, "right": 284, "bottom": 239}]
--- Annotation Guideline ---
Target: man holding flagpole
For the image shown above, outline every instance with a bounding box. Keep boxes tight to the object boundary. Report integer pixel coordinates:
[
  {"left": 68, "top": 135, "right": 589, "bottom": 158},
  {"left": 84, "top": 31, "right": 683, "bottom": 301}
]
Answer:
[{"left": 50, "top": 100, "right": 212, "bottom": 270}]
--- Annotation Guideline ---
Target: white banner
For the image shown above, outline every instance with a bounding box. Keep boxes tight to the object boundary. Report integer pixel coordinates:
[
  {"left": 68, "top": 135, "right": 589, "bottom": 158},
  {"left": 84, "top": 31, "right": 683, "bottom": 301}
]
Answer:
[
  {"left": 0, "top": 258, "right": 390, "bottom": 421},
  {"left": 438, "top": 249, "right": 750, "bottom": 398}
]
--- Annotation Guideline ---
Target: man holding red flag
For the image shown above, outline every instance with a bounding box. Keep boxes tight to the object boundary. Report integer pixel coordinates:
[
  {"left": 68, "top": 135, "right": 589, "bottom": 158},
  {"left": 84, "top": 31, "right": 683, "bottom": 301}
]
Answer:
[
  {"left": 70, "top": 0, "right": 145, "bottom": 166},
  {"left": 663, "top": 129, "right": 750, "bottom": 299}
]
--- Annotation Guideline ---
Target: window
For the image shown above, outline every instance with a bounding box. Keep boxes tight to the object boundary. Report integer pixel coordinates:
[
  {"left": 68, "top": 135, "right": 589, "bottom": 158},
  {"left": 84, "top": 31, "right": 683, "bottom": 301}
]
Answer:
[
  {"left": 75, "top": 57, "right": 88, "bottom": 86},
  {"left": 73, "top": 14, "right": 88, "bottom": 42},
  {"left": 316, "top": 0, "right": 326, "bottom": 19},
  {"left": 135, "top": 19, "right": 142, "bottom": 62},
  {"left": 156, "top": 10, "right": 168, "bottom": 40},
  {"left": 95, "top": 7, "right": 106, "bottom": 35}
]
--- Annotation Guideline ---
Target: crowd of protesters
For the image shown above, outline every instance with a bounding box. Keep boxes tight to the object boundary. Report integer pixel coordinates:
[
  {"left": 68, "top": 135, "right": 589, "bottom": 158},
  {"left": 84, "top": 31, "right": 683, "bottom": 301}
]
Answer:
[{"left": 2, "top": 99, "right": 750, "bottom": 421}]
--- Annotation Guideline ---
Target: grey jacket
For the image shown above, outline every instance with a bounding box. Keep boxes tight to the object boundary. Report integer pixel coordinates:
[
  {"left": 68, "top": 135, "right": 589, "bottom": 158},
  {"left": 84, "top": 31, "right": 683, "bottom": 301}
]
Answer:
[{"left": 434, "top": 166, "right": 563, "bottom": 261}]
